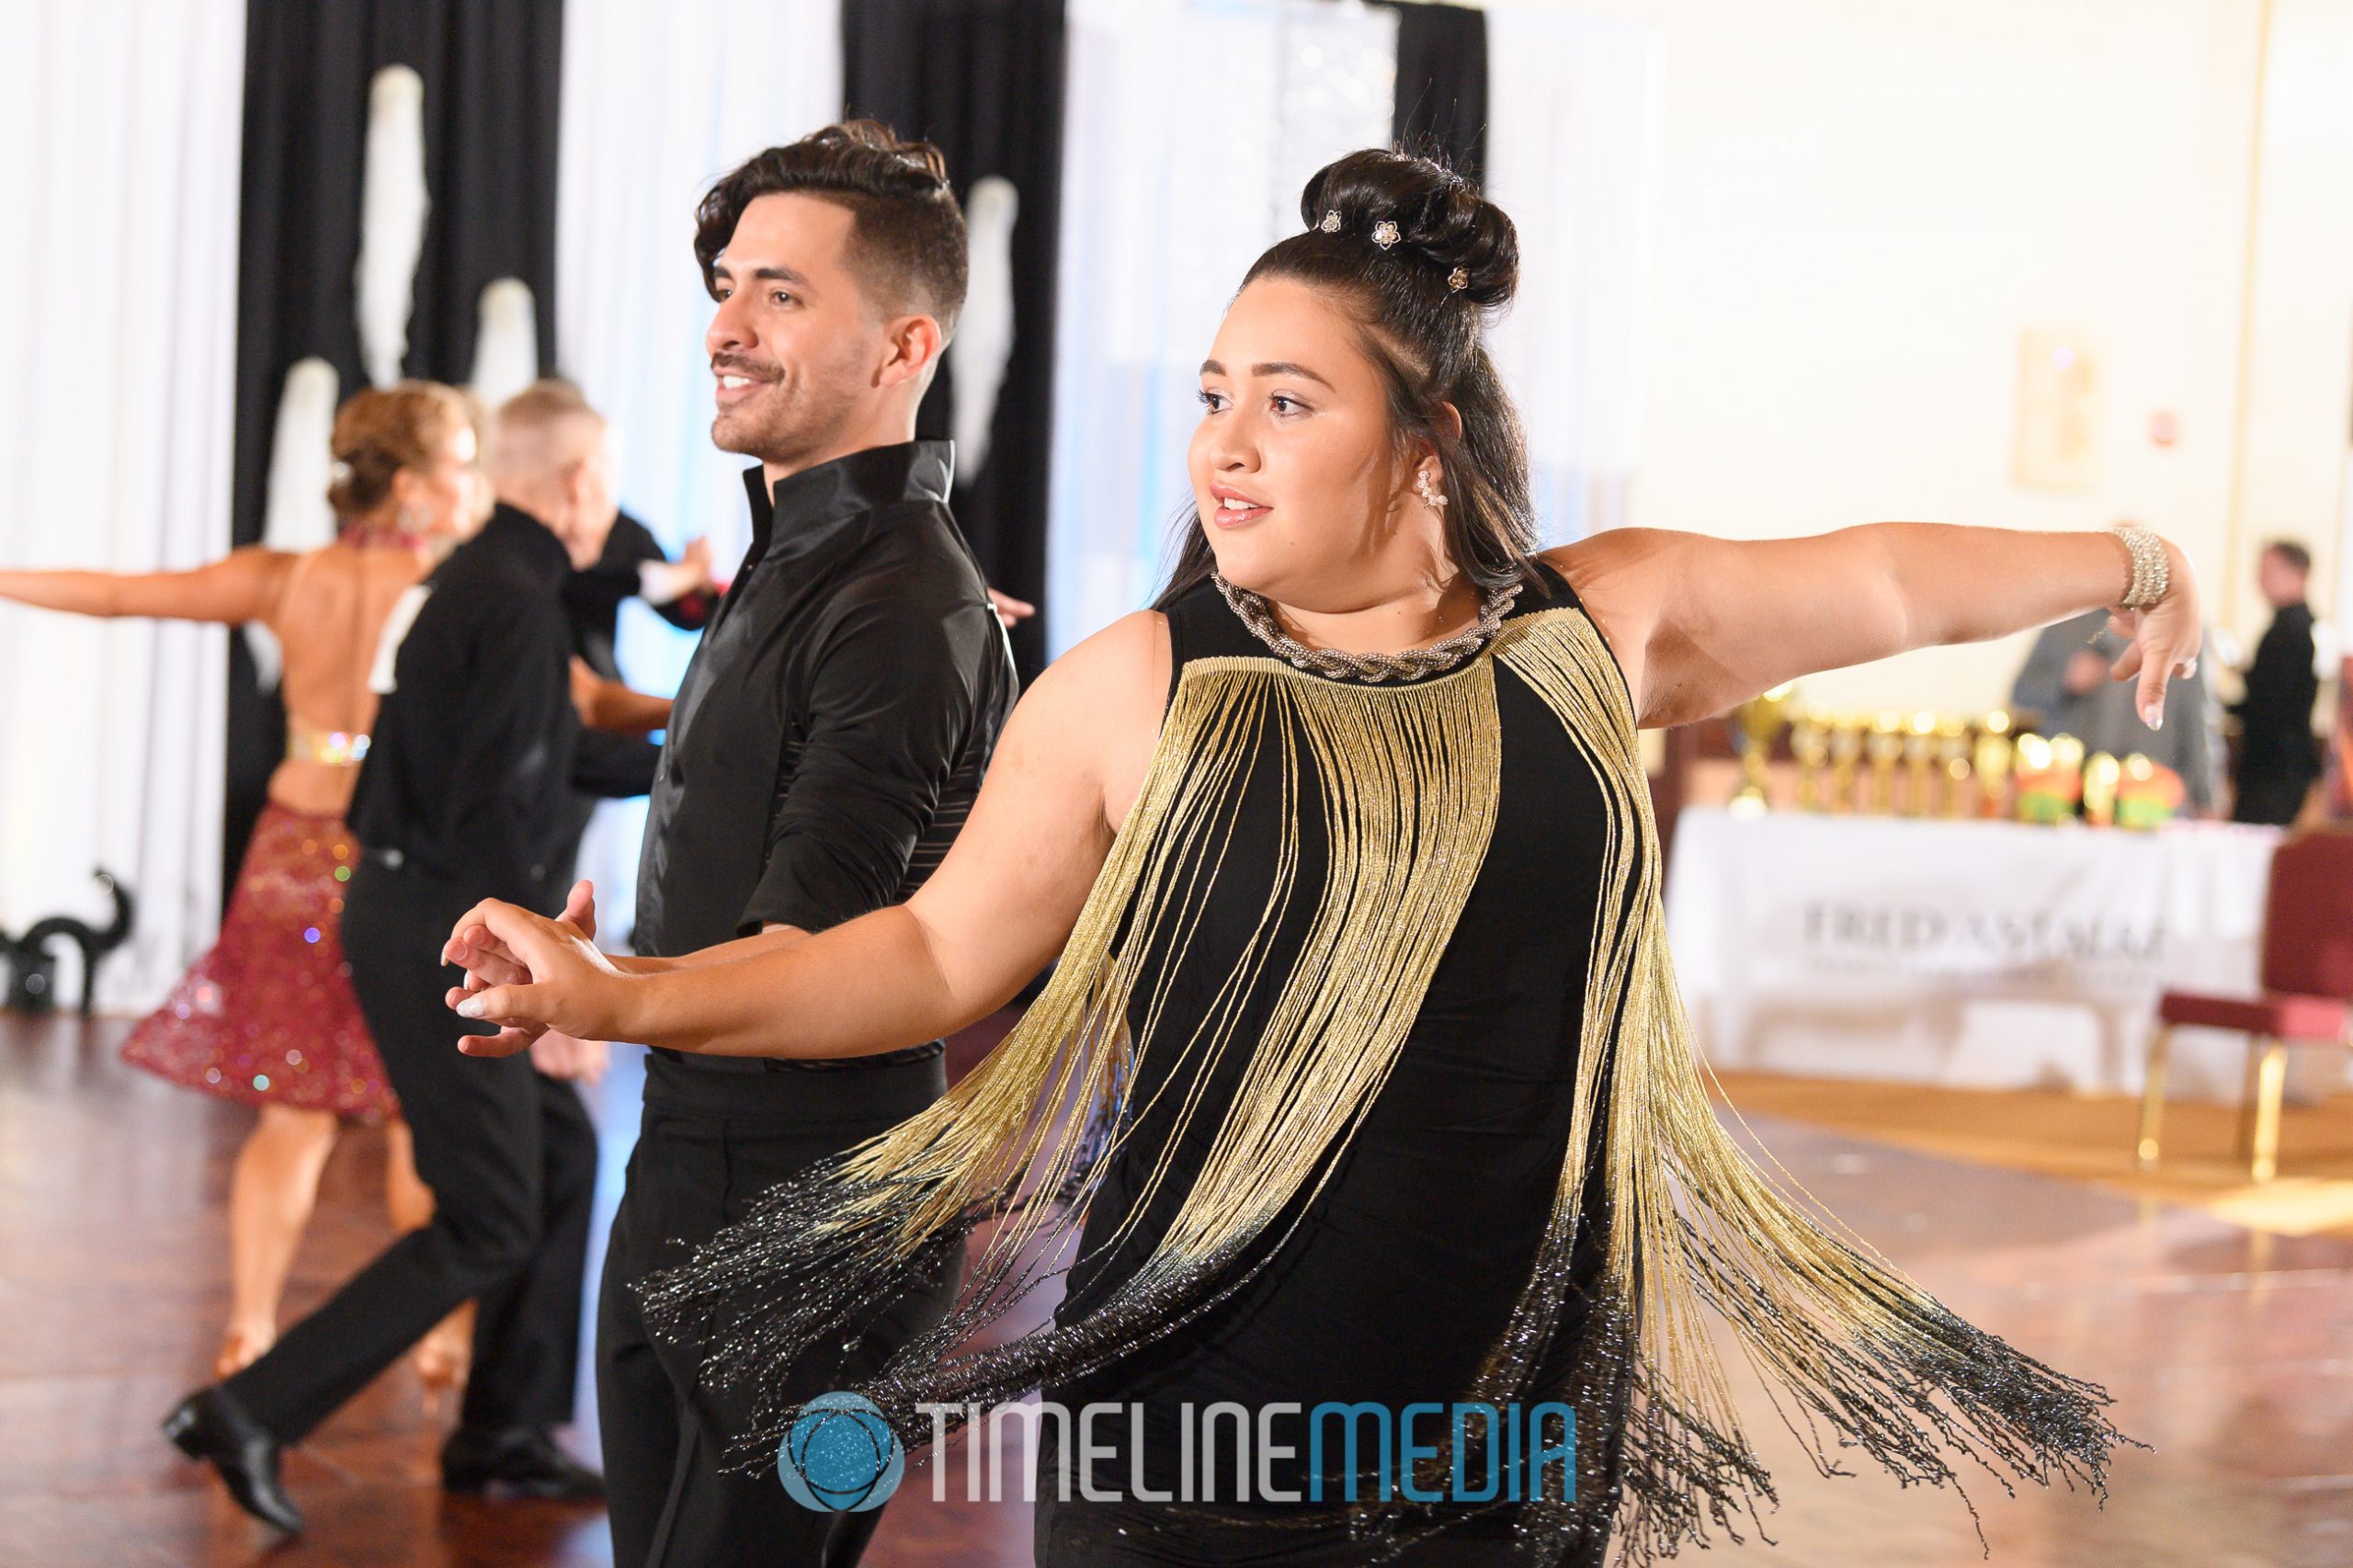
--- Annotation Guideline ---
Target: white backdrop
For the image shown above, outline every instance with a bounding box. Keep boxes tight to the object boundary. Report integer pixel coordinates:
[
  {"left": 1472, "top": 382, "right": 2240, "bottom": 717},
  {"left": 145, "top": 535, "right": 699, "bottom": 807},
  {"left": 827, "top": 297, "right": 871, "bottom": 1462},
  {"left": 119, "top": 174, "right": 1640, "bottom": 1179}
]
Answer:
[
  {"left": 1483, "top": 5, "right": 1662, "bottom": 544},
  {"left": 0, "top": 1, "right": 246, "bottom": 1008},
  {"left": 1043, "top": 0, "right": 1403, "bottom": 656},
  {"left": 552, "top": 0, "right": 844, "bottom": 943}
]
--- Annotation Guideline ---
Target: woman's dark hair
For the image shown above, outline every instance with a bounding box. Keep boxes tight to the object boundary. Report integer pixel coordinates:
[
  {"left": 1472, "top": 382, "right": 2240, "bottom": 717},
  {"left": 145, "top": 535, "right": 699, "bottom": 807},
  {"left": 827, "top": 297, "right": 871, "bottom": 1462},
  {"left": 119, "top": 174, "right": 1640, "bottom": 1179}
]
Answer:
[
  {"left": 1154, "top": 147, "right": 1538, "bottom": 608},
  {"left": 694, "top": 119, "right": 968, "bottom": 334}
]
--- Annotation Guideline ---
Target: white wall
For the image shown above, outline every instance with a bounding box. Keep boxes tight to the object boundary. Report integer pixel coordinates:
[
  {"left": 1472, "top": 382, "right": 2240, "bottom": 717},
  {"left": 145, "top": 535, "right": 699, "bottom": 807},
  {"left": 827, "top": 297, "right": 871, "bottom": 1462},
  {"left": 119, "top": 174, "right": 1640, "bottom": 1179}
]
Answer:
[
  {"left": 1539, "top": 0, "right": 2347, "bottom": 718},
  {"left": 2235, "top": 0, "right": 2353, "bottom": 642}
]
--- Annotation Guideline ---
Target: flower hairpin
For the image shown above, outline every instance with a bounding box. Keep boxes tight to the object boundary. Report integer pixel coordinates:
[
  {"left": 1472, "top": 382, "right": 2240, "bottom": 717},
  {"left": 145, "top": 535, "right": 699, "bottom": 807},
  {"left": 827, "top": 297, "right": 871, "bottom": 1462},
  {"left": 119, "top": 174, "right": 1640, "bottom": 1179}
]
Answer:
[{"left": 1314, "top": 210, "right": 1470, "bottom": 293}]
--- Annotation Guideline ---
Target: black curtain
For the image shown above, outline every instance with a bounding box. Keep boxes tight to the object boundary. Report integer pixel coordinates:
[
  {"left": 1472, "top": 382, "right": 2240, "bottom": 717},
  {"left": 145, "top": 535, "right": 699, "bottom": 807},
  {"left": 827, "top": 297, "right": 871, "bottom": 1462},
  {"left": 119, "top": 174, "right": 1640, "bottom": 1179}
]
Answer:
[
  {"left": 841, "top": 0, "right": 1065, "bottom": 683},
  {"left": 227, "top": 1, "right": 563, "bottom": 892},
  {"left": 1379, "top": 0, "right": 1488, "bottom": 187}
]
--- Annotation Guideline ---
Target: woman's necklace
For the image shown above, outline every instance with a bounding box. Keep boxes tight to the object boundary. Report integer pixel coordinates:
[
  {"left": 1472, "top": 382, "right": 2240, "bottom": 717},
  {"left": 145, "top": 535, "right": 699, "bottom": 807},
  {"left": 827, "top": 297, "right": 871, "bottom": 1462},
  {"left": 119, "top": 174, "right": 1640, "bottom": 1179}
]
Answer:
[
  {"left": 338, "top": 521, "right": 430, "bottom": 553},
  {"left": 1212, "top": 572, "right": 1523, "bottom": 683}
]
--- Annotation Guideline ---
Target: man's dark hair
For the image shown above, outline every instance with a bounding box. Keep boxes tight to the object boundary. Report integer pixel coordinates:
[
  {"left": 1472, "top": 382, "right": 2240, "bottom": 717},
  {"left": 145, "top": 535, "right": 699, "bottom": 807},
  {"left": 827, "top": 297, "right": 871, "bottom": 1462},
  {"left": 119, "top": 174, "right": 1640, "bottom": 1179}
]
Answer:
[
  {"left": 2264, "top": 539, "right": 2313, "bottom": 576},
  {"left": 695, "top": 120, "right": 967, "bottom": 335}
]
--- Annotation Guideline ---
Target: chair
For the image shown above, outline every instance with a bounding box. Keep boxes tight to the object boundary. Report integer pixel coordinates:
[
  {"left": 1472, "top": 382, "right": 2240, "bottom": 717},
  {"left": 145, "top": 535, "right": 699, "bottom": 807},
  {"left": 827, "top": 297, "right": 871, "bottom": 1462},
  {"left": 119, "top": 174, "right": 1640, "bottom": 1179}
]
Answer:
[{"left": 2136, "top": 830, "right": 2353, "bottom": 1183}]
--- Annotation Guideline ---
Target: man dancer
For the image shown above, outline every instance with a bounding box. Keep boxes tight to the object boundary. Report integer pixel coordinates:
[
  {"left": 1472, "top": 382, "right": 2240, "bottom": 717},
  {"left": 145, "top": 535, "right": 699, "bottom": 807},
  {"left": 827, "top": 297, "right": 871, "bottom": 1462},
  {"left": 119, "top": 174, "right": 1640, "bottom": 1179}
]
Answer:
[
  {"left": 165, "top": 382, "right": 627, "bottom": 1532},
  {"left": 485, "top": 123, "right": 1017, "bottom": 1568}
]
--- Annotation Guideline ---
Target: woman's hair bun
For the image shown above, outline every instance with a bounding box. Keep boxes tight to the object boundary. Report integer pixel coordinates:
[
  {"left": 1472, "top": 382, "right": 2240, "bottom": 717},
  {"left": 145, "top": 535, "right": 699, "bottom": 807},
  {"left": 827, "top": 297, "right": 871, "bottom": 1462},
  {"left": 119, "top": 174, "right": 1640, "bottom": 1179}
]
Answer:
[{"left": 1298, "top": 148, "right": 1518, "bottom": 308}]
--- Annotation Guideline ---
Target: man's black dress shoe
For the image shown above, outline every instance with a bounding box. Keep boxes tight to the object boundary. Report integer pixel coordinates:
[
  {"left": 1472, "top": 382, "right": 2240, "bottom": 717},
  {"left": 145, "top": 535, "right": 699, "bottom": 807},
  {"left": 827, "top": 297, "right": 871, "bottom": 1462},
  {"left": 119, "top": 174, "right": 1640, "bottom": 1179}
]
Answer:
[
  {"left": 440, "top": 1425, "right": 607, "bottom": 1502},
  {"left": 162, "top": 1385, "right": 304, "bottom": 1533}
]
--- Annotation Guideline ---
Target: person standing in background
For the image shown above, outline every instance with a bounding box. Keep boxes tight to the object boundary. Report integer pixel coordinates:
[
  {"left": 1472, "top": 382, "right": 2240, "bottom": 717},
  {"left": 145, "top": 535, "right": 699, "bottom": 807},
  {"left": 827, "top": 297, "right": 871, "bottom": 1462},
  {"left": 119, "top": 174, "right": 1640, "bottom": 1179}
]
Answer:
[
  {"left": 0, "top": 383, "right": 482, "bottom": 1388},
  {"left": 164, "top": 381, "right": 631, "bottom": 1535},
  {"left": 2229, "top": 539, "right": 2323, "bottom": 824},
  {"left": 2010, "top": 598, "right": 2222, "bottom": 814}
]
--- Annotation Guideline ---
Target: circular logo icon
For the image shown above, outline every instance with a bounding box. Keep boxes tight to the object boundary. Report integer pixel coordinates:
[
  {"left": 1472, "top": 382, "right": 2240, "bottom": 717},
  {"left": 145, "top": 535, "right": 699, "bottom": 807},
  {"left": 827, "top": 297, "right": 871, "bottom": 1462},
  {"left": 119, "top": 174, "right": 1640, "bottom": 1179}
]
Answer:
[{"left": 777, "top": 1392, "right": 904, "bottom": 1512}]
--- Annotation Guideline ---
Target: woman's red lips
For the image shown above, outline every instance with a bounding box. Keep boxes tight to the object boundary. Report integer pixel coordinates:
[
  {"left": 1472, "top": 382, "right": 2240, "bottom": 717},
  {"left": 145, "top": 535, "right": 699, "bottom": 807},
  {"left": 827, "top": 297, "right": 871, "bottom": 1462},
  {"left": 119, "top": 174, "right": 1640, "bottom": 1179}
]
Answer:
[{"left": 1210, "top": 486, "right": 1270, "bottom": 526}]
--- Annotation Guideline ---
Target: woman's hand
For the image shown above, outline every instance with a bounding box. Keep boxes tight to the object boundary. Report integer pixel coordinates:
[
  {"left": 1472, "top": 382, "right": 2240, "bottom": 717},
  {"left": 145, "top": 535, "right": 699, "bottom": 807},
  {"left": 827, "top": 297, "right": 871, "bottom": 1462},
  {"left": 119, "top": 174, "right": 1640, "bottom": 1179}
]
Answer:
[
  {"left": 526, "top": 1029, "right": 610, "bottom": 1085},
  {"left": 2102, "top": 539, "right": 2202, "bottom": 731},
  {"left": 444, "top": 894, "right": 626, "bottom": 1052}
]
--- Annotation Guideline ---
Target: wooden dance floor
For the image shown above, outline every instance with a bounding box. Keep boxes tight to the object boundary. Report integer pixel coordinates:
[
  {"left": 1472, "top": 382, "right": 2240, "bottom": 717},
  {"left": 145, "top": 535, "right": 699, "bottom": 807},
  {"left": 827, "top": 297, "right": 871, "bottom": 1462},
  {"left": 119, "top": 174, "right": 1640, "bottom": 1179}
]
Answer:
[{"left": 3, "top": 1009, "right": 2347, "bottom": 1567}]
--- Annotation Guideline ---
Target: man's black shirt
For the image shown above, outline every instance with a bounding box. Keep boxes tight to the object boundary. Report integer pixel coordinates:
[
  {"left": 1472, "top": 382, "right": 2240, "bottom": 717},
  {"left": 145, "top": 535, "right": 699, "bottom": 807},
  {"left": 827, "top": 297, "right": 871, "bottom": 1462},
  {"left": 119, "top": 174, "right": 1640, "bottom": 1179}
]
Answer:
[
  {"left": 2232, "top": 600, "right": 2321, "bottom": 776},
  {"left": 634, "top": 440, "right": 1016, "bottom": 1073},
  {"left": 350, "top": 505, "right": 583, "bottom": 913}
]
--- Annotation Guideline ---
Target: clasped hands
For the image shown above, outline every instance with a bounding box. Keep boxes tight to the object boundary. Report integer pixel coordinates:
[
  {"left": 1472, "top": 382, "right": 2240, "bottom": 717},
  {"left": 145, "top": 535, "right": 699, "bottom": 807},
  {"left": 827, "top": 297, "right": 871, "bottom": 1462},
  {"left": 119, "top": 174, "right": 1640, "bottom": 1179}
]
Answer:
[{"left": 442, "top": 879, "right": 623, "bottom": 1068}]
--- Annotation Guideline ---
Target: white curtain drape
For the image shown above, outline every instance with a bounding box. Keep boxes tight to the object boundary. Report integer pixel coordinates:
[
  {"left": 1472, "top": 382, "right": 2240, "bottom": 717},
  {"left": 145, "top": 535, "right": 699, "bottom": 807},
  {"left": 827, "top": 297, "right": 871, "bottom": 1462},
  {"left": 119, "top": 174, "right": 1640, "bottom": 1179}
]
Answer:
[
  {"left": 1483, "top": 6, "right": 1663, "bottom": 545},
  {"left": 1044, "top": 0, "right": 1401, "bottom": 657},
  {"left": 554, "top": 0, "right": 843, "bottom": 940},
  {"left": 0, "top": 1, "right": 246, "bottom": 1010}
]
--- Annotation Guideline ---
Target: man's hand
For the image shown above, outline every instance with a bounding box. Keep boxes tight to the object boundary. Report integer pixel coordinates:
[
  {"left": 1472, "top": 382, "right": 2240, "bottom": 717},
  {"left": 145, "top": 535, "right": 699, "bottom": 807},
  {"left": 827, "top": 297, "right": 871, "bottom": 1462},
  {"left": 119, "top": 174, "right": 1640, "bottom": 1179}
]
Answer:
[
  {"left": 2063, "top": 646, "right": 2108, "bottom": 698},
  {"left": 528, "top": 1029, "right": 609, "bottom": 1085},
  {"left": 986, "top": 587, "right": 1034, "bottom": 631},
  {"left": 569, "top": 657, "right": 602, "bottom": 725},
  {"left": 445, "top": 881, "right": 608, "bottom": 1054}
]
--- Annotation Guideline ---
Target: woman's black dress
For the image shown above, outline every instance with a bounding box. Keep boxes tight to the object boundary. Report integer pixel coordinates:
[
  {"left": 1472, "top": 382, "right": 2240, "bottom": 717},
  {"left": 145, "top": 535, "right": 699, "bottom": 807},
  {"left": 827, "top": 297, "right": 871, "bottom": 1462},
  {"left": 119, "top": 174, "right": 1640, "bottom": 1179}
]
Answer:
[{"left": 1034, "top": 561, "right": 1633, "bottom": 1565}]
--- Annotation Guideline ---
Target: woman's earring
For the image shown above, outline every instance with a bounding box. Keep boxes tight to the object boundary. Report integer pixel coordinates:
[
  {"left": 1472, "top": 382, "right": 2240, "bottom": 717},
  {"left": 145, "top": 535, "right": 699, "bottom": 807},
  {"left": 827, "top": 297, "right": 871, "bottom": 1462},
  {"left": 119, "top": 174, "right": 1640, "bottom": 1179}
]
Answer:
[{"left": 1415, "top": 470, "right": 1449, "bottom": 512}]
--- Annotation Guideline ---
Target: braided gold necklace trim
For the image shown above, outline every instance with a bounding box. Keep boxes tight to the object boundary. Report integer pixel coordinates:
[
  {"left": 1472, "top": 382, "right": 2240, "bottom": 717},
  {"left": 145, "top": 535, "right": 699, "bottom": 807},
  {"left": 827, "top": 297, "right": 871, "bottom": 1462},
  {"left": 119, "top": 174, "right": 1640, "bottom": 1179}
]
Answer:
[{"left": 1211, "top": 571, "right": 1523, "bottom": 682}]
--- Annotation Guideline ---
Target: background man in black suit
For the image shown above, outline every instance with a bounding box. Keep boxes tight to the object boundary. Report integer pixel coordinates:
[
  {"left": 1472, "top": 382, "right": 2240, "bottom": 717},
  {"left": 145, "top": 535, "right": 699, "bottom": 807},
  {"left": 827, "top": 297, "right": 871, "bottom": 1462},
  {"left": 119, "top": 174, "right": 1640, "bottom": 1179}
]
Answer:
[
  {"left": 165, "top": 381, "right": 631, "bottom": 1534},
  {"left": 2230, "top": 539, "right": 2324, "bottom": 825}
]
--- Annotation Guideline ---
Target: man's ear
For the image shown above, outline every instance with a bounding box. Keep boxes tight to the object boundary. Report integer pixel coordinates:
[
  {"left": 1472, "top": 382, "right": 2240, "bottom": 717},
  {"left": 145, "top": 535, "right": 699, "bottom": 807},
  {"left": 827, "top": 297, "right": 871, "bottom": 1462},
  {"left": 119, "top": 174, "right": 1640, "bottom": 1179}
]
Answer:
[{"left": 877, "top": 313, "right": 946, "bottom": 390}]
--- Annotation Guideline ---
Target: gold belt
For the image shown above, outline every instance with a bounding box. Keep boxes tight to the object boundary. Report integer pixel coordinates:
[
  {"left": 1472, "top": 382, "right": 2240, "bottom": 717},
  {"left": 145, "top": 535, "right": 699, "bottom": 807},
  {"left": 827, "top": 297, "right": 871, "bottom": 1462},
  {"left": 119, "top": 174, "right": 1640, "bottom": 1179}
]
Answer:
[{"left": 286, "top": 726, "right": 370, "bottom": 767}]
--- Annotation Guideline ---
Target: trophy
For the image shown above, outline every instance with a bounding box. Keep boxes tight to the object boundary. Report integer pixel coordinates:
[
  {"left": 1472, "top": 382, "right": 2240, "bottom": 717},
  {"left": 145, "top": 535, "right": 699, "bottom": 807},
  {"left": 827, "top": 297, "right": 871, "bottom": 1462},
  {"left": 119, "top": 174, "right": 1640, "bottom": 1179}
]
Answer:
[
  {"left": 2014, "top": 733, "right": 2085, "bottom": 824},
  {"left": 1729, "top": 683, "right": 1796, "bottom": 814},
  {"left": 2116, "top": 753, "right": 2187, "bottom": 829},
  {"left": 2082, "top": 751, "right": 2122, "bottom": 826},
  {"left": 1900, "top": 710, "right": 1939, "bottom": 817},
  {"left": 1972, "top": 709, "right": 2016, "bottom": 819},
  {"left": 1865, "top": 710, "right": 1906, "bottom": 814},
  {"left": 1935, "top": 715, "right": 1972, "bottom": 817},
  {"left": 1827, "top": 713, "right": 1866, "bottom": 814},
  {"left": 1790, "top": 708, "right": 1832, "bottom": 812}
]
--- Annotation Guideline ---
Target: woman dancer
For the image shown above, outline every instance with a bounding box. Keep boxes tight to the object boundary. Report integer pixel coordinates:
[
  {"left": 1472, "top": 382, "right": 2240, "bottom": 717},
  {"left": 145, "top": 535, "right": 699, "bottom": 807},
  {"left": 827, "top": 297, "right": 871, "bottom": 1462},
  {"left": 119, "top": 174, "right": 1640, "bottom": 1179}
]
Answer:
[
  {"left": 0, "top": 382, "right": 484, "bottom": 1389},
  {"left": 446, "top": 151, "right": 2185, "bottom": 1564}
]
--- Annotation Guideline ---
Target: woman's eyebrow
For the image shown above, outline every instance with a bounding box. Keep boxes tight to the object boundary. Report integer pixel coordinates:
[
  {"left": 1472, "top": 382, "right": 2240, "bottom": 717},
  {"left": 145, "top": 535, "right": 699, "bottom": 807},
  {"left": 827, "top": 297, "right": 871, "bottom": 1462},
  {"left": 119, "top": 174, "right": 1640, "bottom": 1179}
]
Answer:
[{"left": 1197, "top": 358, "right": 1334, "bottom": 390}]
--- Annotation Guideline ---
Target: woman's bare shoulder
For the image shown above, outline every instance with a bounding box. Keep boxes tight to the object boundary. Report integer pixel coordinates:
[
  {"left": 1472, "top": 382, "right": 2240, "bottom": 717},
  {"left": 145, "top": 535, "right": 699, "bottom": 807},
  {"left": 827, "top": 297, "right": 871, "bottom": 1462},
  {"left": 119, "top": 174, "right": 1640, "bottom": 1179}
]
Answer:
[
  {"left": 1538, "top": 531, "right": 1699, "bottom": 726},
  {"left": 1036, "top": 608, "right": 1171, "bottom": 701},
  {"left": 1017, "top": 609, "right": 1172, "bottom": 827}
]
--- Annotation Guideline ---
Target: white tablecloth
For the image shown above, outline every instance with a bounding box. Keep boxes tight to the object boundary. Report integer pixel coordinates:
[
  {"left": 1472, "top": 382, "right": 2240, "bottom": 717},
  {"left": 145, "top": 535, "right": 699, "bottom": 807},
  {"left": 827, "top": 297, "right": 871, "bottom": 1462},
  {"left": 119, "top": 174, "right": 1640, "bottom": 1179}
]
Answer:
[{"left": 1661, "top": 807, "right": 2339, "bottom": 1101}]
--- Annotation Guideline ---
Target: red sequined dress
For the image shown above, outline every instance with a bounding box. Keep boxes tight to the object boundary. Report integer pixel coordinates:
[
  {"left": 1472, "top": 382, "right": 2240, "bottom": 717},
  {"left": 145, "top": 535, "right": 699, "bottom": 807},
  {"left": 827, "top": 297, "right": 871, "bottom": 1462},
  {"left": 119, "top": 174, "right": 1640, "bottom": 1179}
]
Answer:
[{"left": 120, "top": 724, "right": 397, "bottom": 1121}]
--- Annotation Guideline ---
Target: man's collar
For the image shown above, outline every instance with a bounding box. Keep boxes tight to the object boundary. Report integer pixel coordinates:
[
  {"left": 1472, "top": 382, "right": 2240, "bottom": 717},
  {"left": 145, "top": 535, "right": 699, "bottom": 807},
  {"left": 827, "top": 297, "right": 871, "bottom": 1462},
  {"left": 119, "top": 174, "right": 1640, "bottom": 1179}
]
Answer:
[{"left": 740, "top": 439, "right": 955, "bottom": 553}]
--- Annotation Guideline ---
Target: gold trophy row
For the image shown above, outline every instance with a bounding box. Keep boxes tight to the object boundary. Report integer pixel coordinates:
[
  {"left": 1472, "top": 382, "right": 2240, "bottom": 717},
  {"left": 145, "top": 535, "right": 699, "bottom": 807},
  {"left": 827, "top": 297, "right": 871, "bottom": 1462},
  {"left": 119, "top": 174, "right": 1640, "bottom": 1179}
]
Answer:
[{"left": 1730, "top": 686, "right": 2181, "bottom": 825}]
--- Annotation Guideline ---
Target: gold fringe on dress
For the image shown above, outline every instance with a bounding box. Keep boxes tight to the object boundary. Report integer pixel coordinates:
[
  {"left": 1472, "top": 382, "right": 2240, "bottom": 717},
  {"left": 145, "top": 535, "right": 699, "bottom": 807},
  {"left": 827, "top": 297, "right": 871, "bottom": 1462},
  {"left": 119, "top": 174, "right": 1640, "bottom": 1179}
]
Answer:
[{"left": 637, "top": 608, "right": 2136, "bottom": 1563}]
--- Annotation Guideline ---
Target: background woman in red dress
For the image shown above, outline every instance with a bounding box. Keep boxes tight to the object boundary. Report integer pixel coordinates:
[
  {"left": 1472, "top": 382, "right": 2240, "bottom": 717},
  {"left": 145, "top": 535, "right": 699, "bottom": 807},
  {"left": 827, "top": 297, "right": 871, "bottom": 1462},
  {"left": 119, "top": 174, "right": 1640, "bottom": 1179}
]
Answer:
[{"left": 0, "top": 381, "right": 483, "bottom": 1388}]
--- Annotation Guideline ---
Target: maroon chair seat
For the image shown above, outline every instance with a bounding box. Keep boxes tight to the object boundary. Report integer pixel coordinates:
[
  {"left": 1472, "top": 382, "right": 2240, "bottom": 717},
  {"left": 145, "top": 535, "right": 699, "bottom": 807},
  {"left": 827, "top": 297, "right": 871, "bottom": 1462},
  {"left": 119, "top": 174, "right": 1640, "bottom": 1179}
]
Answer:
[
  {"left": 2155, "top": 989, "right": 2349, "bottom": 1039},
  {"left": 2138, "top": 828, "right": 2353, "bottom": 1183}
]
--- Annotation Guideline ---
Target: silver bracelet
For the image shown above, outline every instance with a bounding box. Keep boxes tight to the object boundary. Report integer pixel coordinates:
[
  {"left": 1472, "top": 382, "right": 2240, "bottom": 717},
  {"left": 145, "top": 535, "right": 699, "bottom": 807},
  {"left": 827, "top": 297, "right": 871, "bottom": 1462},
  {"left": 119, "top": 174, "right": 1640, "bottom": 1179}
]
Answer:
[{"left": 2109, "top": 524, "right": 2169, "bottom": 611}]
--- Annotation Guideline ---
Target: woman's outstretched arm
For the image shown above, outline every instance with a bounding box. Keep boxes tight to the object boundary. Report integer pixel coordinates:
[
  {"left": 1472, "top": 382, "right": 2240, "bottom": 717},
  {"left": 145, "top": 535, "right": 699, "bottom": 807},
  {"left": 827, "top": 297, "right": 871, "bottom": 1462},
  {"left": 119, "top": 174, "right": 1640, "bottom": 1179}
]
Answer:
[
  {"left": 446, "top": 609, "right": 1169, "bottom": 1060},
  {"left": 0, "top": 547, "right": 292, "bottom": 624},
  {"left": 1551, "top": 523, "right": 2201, "bottom": 732}
]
